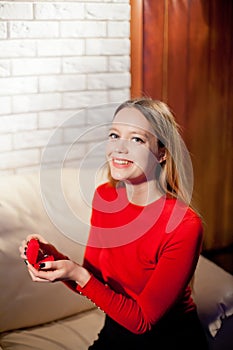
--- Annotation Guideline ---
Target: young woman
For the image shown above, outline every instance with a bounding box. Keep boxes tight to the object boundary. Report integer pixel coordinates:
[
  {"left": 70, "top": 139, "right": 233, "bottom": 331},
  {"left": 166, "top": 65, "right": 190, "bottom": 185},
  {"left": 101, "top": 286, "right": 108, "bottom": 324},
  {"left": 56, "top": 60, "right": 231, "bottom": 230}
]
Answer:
[{"left": 20, "top": 98, "right": 208, "bottom": 349}]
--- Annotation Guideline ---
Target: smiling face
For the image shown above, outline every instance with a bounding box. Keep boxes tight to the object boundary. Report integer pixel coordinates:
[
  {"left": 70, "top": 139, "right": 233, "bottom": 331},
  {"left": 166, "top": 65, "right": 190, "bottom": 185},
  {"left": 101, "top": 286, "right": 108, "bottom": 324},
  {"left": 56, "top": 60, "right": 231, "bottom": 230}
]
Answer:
[{"left": 106, "top": 107, "right": 161, "bottom": 184}]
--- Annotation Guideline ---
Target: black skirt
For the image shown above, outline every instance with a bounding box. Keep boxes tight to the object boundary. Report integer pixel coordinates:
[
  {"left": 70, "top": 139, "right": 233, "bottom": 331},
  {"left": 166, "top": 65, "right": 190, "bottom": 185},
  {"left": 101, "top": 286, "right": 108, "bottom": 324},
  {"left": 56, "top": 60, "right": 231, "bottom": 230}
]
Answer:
[{"left": 88, "top": 309, "right": 209, "bottom": 350}]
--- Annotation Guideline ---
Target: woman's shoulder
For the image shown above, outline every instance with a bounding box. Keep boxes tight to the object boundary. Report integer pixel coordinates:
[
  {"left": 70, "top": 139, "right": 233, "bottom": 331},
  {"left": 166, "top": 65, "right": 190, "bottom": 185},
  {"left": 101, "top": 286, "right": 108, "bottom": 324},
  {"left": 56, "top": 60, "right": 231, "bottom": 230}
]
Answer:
[
  {"left": 163, "top": 197, "right": 203, "bottom": 229},
  {"left": 157, "top": 199, "right": 203, "bottom": 249},
  {"left": 95, "top": 182, "right": 119, "bottom": 201}
]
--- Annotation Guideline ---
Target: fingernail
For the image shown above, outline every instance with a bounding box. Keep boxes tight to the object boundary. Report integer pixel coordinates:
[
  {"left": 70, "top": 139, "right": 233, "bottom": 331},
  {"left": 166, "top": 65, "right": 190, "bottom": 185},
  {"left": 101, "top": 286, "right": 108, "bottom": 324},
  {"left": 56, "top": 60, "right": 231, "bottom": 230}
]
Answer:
[
  {"left": 24, "top": 259, "right": 28, "bottom": 265},
  {"left": 39, "top": 263, "right": 46, "bottom": 269}
]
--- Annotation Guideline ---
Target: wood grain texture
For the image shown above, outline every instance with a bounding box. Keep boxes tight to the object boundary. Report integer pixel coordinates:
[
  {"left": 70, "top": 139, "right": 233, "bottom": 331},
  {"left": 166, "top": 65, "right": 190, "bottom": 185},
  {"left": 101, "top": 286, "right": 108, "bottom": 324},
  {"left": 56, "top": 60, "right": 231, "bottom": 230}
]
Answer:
[
  {"left": 130, "top": 0, "right": 143, "bottom": 98},
  {"left": 131, "top": 0, "right": 233, "bottom": 249}
]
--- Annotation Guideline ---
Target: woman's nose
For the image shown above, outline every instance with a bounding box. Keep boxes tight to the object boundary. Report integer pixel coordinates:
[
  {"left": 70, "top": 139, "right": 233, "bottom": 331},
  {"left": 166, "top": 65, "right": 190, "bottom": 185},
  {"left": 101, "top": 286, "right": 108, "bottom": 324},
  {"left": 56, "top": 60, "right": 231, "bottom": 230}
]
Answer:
[{"left": 114, "top": 138, "right": 128, "bottom": 153}]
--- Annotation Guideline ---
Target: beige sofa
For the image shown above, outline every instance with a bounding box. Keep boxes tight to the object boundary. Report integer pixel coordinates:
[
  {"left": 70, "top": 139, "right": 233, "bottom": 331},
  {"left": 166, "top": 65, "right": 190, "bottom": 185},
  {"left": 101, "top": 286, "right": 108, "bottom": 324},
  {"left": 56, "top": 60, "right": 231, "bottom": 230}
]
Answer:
[{"left": 0, "top": 168, "right": 233, "bottom": 350}]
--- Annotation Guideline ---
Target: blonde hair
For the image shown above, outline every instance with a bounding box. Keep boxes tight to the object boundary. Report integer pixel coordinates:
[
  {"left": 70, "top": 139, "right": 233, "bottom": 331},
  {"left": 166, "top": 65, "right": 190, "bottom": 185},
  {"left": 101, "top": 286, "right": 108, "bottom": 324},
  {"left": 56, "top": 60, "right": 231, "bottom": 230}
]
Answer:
[{"left": 107, "top": 97, "right": 193, "bottom": 206}]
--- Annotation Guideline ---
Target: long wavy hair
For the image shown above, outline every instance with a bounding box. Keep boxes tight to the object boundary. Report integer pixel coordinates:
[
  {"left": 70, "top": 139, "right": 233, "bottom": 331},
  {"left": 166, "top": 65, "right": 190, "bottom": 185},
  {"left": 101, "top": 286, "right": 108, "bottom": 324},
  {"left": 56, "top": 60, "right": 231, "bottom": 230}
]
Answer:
[{"left": 107, "top": 98, "right": 194, "bottom": 206}]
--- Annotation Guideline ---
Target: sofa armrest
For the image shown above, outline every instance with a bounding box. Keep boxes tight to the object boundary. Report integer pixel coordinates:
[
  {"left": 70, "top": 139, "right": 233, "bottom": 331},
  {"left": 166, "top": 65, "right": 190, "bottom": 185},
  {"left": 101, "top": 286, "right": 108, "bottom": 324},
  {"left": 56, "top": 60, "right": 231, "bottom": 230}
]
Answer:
[{"left": 192, "top": 255, "right": 233, "bottom": 338}]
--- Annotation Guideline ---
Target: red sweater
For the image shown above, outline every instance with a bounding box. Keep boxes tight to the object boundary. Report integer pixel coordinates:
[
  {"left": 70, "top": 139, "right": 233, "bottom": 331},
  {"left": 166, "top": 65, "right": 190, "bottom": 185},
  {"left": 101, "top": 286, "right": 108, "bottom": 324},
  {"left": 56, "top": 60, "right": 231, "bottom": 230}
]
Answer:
[{"left": 76, "top": 183, "right": 203, "bottom": 334}]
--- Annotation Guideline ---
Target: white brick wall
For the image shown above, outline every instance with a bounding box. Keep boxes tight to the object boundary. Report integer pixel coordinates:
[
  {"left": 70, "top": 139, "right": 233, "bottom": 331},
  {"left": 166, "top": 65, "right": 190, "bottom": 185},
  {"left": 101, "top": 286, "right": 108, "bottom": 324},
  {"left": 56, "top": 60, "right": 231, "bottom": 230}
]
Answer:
[{"left": 0, "top": 1, "right": 131, "bottom": 174}]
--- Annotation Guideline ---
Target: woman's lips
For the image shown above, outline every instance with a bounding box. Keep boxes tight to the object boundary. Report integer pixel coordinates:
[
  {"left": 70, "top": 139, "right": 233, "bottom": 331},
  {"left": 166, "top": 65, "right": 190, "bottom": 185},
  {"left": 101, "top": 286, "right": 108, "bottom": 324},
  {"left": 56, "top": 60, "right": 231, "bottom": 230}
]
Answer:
[{"left": 112, "top": 158, "right": 133, "bottom": 168}]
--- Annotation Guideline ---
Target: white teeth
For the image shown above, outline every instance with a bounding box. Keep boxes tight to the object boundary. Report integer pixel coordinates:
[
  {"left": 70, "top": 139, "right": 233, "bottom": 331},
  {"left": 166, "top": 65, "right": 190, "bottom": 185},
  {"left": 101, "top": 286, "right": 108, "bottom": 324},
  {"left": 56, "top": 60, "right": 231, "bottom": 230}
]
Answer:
[{"left": 113, "top": 159, "right": 130, "bottom": 165}]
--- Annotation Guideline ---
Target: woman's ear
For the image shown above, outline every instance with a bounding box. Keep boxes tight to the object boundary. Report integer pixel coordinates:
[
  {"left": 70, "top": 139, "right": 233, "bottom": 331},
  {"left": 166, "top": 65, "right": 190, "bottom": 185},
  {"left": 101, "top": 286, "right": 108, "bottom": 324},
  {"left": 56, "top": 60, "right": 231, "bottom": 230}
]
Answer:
[{"left": 158, "top": 148, "right": 167, "bottom": 163}]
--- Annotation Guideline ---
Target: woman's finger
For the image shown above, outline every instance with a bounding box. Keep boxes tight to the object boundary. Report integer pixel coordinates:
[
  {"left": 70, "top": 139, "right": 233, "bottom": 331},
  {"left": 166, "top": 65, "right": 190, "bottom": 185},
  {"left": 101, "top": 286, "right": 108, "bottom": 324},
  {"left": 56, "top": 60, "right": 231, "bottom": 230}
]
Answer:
[
  {"left": 27, "top": 261, "right": 57, "bottom": 281},
  {"left": 26, "top": 233, "right": 48, "bottom": 244},
  {"left": 28, "top": 267, "right": 50, "bottom": 283}
]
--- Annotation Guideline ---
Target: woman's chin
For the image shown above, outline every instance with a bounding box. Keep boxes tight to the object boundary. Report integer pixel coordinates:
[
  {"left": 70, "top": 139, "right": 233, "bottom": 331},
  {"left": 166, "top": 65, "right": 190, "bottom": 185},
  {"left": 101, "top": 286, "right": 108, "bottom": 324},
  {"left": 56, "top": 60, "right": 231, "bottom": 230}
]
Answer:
[
  {"left": 110, "top": 168, "right": 128, "bottom": 181},
  {"left": 111, "top": 172, "right": 126, "bottom": 181}
]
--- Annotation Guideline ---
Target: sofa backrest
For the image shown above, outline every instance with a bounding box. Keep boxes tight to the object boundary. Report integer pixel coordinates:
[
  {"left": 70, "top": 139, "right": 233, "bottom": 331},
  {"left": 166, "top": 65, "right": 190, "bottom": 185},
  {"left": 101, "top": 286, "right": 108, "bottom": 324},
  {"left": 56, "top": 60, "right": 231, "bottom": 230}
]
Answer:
[{"left": 0, "top": 168, "right": 107, "bottom": 332}]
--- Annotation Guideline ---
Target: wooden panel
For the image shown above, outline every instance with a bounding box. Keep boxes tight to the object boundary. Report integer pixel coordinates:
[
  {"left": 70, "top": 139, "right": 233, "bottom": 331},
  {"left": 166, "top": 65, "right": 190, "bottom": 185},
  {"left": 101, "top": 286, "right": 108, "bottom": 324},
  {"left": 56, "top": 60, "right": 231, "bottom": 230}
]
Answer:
[
  {"left": 130, "top": 0, "right": 143, "bottom": 98},
  {"left": 185, "top": 0, "right": 233, "bottom": 249},
  {"left": 167, "top": 0, "right": 190, "bottom": 125},
  {"left": 143, "top": 0, "right": 165, "bottom": 99},
  {"left": 131, "top": 0, "right": 233, "bottom": 250},
  {"left": 202, "top": 0, "right": 233, "bottom": 248}
]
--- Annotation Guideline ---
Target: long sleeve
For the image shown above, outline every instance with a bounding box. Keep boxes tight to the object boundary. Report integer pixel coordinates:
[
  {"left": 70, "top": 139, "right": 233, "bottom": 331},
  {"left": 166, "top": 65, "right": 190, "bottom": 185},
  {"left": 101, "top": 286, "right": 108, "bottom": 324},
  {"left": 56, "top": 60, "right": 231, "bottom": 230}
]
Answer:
[{"left": 76, "top": 212, "right": 203, "bottom": 334}]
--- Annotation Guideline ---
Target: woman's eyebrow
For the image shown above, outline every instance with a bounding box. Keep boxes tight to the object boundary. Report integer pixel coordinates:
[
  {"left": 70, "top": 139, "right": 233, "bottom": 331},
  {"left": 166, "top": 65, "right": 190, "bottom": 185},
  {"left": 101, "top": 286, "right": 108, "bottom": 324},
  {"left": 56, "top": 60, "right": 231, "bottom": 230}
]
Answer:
[
  {"left": 109, "top": 126, "right": 149, "bottom": 138},
  {"left": 108, "top": 127, "right": 119, "bottom": 133}
]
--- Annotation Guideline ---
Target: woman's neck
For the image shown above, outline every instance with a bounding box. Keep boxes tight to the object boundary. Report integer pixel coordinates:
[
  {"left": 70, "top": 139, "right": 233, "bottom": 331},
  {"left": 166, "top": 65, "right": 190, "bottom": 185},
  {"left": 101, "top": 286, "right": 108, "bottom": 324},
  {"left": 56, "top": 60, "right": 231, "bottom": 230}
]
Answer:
[{"left": 125, "top": 179, "right": 163, "bottom": 206}]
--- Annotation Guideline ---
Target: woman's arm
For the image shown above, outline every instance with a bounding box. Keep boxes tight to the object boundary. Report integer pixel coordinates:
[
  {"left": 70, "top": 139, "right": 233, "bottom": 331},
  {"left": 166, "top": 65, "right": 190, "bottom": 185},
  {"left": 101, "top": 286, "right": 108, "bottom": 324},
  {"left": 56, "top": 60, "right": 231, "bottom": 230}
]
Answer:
[
  {"left": 26, "top": 259, "right": 91, "bottom": 288},
  {"left": 76, "top": 217, "right": 203, "bottom": 334}
]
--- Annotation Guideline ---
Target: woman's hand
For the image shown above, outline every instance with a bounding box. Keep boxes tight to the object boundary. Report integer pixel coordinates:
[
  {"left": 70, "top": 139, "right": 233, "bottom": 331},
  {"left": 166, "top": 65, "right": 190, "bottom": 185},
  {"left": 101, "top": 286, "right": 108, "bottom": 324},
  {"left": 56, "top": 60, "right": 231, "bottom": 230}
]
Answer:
[
  {"left": 19, "top": 233, "right": 48, "bottom": 260},
  {"left": 19, "top": 234, "right": 69, "bottom": 264},
  {"left": 27, "top": 259, "right": 91, "bottom": 288},
  {"left": 19, "top": 234, "right": 91, "bottom": 288}
]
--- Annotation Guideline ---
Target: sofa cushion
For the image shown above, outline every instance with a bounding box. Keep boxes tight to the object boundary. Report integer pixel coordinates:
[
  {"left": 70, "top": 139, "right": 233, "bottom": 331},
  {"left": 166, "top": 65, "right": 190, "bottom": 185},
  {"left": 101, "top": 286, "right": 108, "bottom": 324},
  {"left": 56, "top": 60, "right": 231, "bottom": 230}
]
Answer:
[
  {"left": 193, "top": 256, "right": 233, "bottom": 337},
  {"left": 0, "top": 169, "right": 105, "bottom": 332},
  {"left": 0, "top": 309, "right": 105, "bottom": 350}
]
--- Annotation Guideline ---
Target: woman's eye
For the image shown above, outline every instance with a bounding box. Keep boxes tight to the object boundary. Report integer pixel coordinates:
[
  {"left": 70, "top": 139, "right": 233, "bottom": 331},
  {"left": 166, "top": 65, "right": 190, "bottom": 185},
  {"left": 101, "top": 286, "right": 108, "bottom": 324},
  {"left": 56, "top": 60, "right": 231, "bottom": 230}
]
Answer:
[
  {"left": 108, "top": 132, "right": 119, "bottom": 139},
  {"left": 132, "top": 136, "right": 145, "bottom": 144}
]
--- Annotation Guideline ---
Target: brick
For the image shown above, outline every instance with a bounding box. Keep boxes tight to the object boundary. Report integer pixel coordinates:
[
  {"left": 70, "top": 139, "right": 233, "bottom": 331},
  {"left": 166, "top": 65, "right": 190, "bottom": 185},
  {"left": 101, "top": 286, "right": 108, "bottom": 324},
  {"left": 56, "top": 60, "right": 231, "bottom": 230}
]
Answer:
[
  {"left": 12, "top": 58, "right": 61, "bottom": 76},
  {"left": 86, "top": 103, "right": 117, "bottom": 125},
  {"left": 43, "top": 143, "right": 87, "bottom": 164},
  {"left": 64, "top": 125, "right": 105, "bottom": 144},
  {"left": 66, "top": 142, "right": 87, "bottom": 161},
  {"left": 109, "top": 56, "right": 130, "bottom": 72},
  {"left": 85, "top": 126, "right": 110, "bottom": 145},
  {"left": 77, "top": 0, "right": 116, "bottom": 1},
  {"left": 87, "top": 72, "right": 130, "bottom": 90},
  {"left": 60, "top": 21, "right": 106, "bottom": 38},
  {"left": 9, "top": 21, "right": 59, "bottom": 39},
  {"left": 0, "top": 149, "right": 40, "bottom": 169},
  {"left": 108, "top": 89, "right": 130, "bottom": 102},
  {"left": 62, "top": 91, "right": 108, "bottom": 109},
  {"left": 0, "top": 3, "right": 33, "bottom": 20},
  {"left": 38, "top": 110, "right": 84, "bottom": 129},
  {"left": 63, "top": 159, "right": 82, "bottom": 169},
  {"left": 0, "top": 113, "right": 37, "bottom": 133},
  {"left": 0, "top": 96, "right": 11, "bottom": 115},
  {"left": 0, "top": 133, "right": 12, "bottom": 151},
  {"left": 39, "top": 74, "right": 86, "bottom": 93},
  {"left": 86, "top": 3, "right": 130, "bottom": 20},
  {"left": 63, "top": 126, "right": 84, "bottom": 144},
  {"left": 86, "top": 38, "right": 130, "bottom": 55},
  {"left": 81, "top": 145, "right": 107, "bottom": 169},
  {"left": 0, "top": 40, "right": 36, "bottom": 57},
  {"left": 81, "top": 0, "right": 129, "bottom": 2},
  {"left": 63, "top": 56, "right": 107, "bottom": 73},
  {"left": 37, "top": 39, "right": 84, "bottom": 56},
  {"left": 64, "top": 109, "right": 88, "bottom": 127},
  {"left": 35, "top": 3, "right": 85, "bottom": 19},
  {"left": 0, "top": 77, "right": 37, "bottom": 95},
  {"left": 12, "top": 93, "right": 61, "bottom": 113},
  {"left": 86, "top": 141, "right": 108, "bottom": 161},
  {"left": 108, "top": 21, "right": 130, "bottom": 37},
  {"left": 0, "top": 59, "right": 10, "bottom": 77},
  {"left": 13, "top": 129, "right": 63, "bottom": 150},
  {"left": 40, "top": 144, "right": 69, "bottom": 164},
  {"left": 0, "top": 22, "right": 7, "bottom": 38}
]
